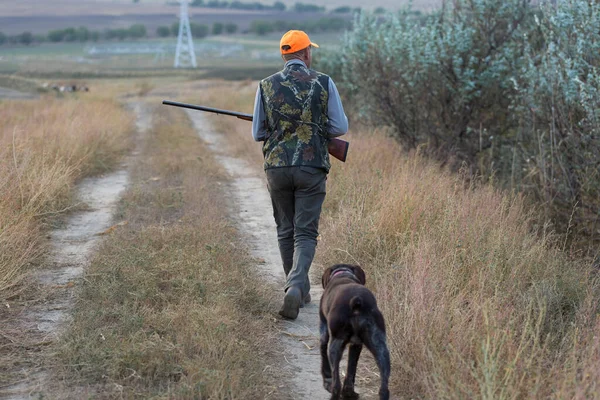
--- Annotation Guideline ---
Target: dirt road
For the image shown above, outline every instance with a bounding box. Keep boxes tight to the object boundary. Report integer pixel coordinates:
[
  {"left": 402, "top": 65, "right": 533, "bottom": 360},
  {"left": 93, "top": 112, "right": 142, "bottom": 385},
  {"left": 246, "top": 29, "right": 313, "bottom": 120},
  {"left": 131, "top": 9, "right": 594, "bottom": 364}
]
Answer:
[{"left": 186, "top": 110, "right": 332, "bottom": 399}]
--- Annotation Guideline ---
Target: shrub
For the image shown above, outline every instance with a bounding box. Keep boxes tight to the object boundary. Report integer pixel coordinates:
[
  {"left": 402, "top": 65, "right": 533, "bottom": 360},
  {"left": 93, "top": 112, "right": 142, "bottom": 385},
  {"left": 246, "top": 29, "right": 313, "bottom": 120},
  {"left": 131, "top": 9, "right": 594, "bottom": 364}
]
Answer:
[
  {"left": 128, "top": 24, "right": 147, "bottom": 38},
  {"left": 75, "top": 26, "right": 90, "bottom": 41},
  {"left": 105, "top": 28, "right": 128, "bottom": 40},
  {"left": 253, "top": 17, "right": 350, "bottom": 35},
  {"left": 293, "top": 2, "right": 325, "bottom": 12},
  {"left": 511, "top": 0, "right": 600, "bottom": 243},
  {"left": 156, "top": 26, "right": 171, "bottom": 37},
  {"left": 328, "top": 0, "right": 600, "bottom": 247},
  {"left": 17, "top": 32, "right": 33, "bottom": 45},
  {"left": 225, "top": 23, "right": 238, "bottom": 34},
  {"left": 63, "top": 27, "right": 78, "bottom": 42},
  {"left": 212, "top": 22, "right": 224, "bottom": 35},
  {"left": 190, "top": 23, "right": 209, "bottom": 38},
  {"left": 171, "top": 22, "right": 180, "bottom": 36},
  {"left": 333, "top": 6, "right": 351, "bottom": 13},
  {"left": 48, "top": 29, "right": 66, "bottom": 42},
  {"left": 193, "top": 0, "right": 286, "bottom": 10},
  {"left": 171, "top": 22, "right": 208, "bottom": 38},
  {"left": 207, "top": 0, "right": 229, "bottom": 7},
  {"left": 250, "top": 20, "right": 274, "bottom": 35}
]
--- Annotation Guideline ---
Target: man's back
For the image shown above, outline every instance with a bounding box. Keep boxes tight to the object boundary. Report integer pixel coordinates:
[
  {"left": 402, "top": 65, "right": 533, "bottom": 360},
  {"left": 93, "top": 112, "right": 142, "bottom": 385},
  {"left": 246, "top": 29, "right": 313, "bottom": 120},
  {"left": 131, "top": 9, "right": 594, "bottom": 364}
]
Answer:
[{"left": 260, "top": 61, "right": 331, "bottom": 171}]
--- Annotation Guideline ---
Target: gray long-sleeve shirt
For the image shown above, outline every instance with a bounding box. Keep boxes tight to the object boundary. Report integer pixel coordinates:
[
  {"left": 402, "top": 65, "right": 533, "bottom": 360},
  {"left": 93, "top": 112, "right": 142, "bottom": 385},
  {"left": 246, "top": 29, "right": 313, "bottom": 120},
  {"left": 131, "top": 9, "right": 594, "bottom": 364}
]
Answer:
[{"left": 252, "top": 59, "right": 349, "bottom": 142}]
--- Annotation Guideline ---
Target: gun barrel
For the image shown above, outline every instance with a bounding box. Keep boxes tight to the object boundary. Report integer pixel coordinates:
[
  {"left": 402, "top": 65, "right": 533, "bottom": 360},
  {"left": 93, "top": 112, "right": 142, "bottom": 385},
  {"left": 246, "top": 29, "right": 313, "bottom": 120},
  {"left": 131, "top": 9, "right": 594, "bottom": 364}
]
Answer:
[{"left": 162, "top": 100, "right": 253, "bottom": 120}]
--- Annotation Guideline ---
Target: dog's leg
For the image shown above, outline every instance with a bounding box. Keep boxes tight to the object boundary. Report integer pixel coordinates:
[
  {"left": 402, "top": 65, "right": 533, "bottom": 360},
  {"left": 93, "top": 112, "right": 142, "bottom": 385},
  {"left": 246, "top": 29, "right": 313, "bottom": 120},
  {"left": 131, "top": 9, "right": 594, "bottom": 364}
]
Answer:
[
  {"left": 328, "top": 337, "right": 345, "bottom": 400},
  {"left": 320, "top": 316, "right": 332, "bottom": 392},
  {"left": 364, "top": 327, "right": 391, "bottom": 400},
  {"left": 342, "top": 343, "right": 362, "bottom": 399}
]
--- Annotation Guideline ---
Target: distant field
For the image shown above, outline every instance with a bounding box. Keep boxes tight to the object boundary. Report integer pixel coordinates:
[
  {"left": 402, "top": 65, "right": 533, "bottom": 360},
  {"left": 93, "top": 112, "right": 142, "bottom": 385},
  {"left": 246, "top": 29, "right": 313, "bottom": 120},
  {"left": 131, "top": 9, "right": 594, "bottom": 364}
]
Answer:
[
  {"left": 0, "top": 0, "right": 441, "bottom": 36},
  {"left": 0, "top": 11, "right": 339, "bottom": 36},
  {"left": 0, "top": 33, "right": 344, "bottom": 80},
  {"left": 0, "top": 0, "right": 440, "bottom": 16},
  {"left": 0, "top": 0, "right": 439, "bottom": 80}
]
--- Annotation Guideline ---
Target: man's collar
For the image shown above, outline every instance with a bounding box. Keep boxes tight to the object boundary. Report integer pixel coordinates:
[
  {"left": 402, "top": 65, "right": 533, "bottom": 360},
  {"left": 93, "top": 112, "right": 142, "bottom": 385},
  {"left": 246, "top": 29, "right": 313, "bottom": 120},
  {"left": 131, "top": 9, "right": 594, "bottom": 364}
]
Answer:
[{"left": 285, "top": 59, "right": 307, "bottom": 68}]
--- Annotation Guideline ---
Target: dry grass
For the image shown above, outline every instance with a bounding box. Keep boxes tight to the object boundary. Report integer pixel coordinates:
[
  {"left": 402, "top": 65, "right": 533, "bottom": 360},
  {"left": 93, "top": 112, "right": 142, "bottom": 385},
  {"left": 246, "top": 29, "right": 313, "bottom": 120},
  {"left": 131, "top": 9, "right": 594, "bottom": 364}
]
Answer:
[
  {"left": 0, "top": 96, "right": 132, "bottom": 298},
  {"left": 56, "top": 105, "right": 283, "bottom": 398},
  {"left": 317, "top": 130, "right": 600, "bottom": 399},
  {"left": 168, "top": 80, "right": 600, "bottom": 398}
]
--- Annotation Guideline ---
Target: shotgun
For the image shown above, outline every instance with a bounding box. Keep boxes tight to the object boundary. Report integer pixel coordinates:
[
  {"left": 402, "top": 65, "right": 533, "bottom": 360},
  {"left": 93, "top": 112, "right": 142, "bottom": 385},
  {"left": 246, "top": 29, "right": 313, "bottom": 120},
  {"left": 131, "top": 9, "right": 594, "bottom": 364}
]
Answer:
[{"left": 162, "top": 100, "right": 349, "bottom": 162}]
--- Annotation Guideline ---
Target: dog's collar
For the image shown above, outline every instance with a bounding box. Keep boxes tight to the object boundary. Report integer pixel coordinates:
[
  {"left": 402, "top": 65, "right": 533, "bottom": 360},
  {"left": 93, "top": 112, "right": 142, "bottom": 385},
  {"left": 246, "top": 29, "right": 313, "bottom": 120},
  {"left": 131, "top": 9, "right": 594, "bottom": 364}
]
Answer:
[{"left": 331, "top": 268, "right": 355, "bottom": 279}]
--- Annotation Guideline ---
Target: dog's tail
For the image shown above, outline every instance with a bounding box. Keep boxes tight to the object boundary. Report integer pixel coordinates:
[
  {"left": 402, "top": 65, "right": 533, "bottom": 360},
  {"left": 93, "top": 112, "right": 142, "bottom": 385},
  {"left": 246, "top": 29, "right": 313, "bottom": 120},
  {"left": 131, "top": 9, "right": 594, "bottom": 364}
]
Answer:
[{"left": 350, "top": 296, "right": 362, "bottom": 314}]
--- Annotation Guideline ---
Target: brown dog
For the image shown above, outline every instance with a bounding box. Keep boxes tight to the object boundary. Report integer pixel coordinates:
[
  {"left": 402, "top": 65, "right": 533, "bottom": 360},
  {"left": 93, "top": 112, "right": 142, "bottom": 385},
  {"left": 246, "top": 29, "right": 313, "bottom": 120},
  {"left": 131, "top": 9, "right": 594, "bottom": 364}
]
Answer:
[{"left": 320, "top": 264, "right": 390, "bottom": 400}]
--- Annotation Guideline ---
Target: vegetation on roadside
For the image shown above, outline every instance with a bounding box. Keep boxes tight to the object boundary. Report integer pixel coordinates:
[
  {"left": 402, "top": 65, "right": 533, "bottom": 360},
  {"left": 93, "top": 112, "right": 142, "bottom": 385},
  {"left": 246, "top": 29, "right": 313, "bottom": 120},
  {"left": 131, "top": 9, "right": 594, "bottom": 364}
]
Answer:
[
  {"left": 0, "top": 97, "right": 132, "bottom": 298},
  {"left": 57, "top": 105, "right": 281, "bottom": 398},
  {"left": 318, "top": 130, "right": 600, "bottom": 399},
  {"left": 323, "top": 0, "right": 600, "bottom": 249},
  {"left": 195, "top": 81, "right": 600, "bottom": 399}
]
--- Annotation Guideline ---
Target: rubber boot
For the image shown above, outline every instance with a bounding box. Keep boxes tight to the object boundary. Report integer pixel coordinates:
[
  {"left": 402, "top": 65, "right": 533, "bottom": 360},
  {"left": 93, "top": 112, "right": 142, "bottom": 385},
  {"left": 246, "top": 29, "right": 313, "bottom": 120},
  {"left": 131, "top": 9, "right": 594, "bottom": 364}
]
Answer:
[{"left": 279, "top": 286, "right": 302, "bottom": 319}]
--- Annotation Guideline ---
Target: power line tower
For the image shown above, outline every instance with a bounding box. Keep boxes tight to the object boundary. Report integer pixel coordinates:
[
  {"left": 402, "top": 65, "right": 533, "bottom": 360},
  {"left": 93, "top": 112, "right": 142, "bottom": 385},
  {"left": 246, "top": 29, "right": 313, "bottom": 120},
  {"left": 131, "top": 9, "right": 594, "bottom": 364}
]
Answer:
[{"left": 174, "top": 0, "right": 197, "bottom": 68}]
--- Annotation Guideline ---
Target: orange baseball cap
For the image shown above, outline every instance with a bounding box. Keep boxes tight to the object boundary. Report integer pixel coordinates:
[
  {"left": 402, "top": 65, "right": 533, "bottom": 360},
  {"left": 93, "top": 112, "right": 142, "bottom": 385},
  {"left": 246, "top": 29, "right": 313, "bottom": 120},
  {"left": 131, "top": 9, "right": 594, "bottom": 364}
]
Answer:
[{"left": 280, "top": 30, "right": 319, "bottom": 54}]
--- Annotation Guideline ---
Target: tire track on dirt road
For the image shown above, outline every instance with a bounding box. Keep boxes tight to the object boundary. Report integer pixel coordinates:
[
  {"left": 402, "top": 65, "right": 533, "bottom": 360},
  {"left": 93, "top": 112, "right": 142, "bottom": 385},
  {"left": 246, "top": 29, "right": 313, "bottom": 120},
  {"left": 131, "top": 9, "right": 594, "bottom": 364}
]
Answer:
[{"left": 186, "top": 110, "right": 330, "bottom": 400}]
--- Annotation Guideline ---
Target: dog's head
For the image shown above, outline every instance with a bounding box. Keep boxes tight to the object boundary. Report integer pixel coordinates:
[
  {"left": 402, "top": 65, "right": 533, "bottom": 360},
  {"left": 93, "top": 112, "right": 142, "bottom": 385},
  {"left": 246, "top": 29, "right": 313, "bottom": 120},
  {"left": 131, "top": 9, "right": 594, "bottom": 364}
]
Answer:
[{"left": 321, "top": 264, "right": 366, "bottom": 288}]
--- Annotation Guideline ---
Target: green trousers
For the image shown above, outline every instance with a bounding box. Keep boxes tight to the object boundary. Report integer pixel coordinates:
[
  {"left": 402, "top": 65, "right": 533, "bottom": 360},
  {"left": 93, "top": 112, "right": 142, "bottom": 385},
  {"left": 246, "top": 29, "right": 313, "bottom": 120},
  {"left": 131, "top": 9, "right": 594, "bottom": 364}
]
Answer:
[{"left": 266, "top": 166, "right": 327, "bottom": 298}]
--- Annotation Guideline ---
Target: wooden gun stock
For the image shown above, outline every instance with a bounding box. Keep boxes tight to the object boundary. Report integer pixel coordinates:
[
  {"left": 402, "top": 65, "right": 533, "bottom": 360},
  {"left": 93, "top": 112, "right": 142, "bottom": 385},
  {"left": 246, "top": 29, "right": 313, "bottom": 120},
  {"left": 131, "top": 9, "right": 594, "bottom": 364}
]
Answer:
[
  {"left": 162, "top": 100, "right": 349, "bottom": 162},
  {"left": 327, "top": 137, "right": 349, "bottom": 163}
]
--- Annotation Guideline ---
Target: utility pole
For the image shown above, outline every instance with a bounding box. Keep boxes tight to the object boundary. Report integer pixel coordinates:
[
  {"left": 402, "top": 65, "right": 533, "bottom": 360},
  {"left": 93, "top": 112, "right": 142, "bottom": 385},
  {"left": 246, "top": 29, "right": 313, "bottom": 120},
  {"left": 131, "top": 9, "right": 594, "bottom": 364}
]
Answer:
[{"left": 174, "top": 0, "right": 197, "bottom": 68}]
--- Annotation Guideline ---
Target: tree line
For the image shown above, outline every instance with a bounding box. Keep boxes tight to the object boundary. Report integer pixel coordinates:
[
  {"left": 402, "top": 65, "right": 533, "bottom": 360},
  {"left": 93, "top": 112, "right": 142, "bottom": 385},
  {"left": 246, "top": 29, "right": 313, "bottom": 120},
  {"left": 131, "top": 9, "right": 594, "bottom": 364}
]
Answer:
[
  {"left": 0, "top": 13, "right": 354, "bottom": 46},
  {"left": 190, "top": 1, "right": 323, "bottom": 12},
  {"left": 250, "top": 17, "right": 350, "bottom": 35},
  {"left": 188, "top": 0, "right": 387, "bottom": 14},
  {"left": 0, "top": 22, "right": 239, "bottom": 46}
]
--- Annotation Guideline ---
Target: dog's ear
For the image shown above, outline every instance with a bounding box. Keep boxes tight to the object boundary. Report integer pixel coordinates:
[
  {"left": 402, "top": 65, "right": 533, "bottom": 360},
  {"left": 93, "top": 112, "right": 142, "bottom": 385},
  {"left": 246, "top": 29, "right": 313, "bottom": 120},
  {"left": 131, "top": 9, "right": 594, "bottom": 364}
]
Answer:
[
  {"left": 322, "top": 266, "right": 334, "bottom": 288},
  {"left": 351, "top": 265, "right": 366, "bottom": 285}
]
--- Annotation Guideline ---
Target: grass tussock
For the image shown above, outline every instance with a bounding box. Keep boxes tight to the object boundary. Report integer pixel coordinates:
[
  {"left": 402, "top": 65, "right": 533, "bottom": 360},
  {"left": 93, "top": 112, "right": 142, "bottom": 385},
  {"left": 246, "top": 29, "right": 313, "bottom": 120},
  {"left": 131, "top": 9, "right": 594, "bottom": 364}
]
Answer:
[
  {"left": 0, "top": 96, "right": 132, "bottom": 298},
  {"left": 58, "top": 106, "right": 279, "bottom": 398},
  {"left": 318, "top": 130, "right": 600, "bottom": 399}
]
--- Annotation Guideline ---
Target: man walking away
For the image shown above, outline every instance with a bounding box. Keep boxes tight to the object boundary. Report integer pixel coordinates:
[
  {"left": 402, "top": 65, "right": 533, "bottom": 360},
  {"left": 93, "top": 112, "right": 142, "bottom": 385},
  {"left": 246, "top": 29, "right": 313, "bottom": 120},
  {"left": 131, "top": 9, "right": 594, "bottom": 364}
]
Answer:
[{"left": 252, "top": 30, "right": 349, "bottom": 320}]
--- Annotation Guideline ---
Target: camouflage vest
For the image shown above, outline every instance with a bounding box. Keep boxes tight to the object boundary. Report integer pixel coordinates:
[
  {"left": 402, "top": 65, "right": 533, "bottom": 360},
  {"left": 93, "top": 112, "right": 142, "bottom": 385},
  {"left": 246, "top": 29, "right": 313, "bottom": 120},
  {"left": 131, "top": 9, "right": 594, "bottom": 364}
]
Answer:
[{"left": 260, "top": 62, "right": 330, "bottom": 171}]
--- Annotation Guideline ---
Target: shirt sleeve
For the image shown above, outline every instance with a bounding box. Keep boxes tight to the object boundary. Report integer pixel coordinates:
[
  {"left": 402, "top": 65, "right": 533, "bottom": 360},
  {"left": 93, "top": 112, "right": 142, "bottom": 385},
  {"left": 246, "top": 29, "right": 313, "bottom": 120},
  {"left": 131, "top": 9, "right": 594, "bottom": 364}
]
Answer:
[
  {"left": 252, "top": 85, "right": 267, "bottom": 142},
  {"left": 326, "top": 78, "right": 349, "bottom": 138}
]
